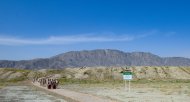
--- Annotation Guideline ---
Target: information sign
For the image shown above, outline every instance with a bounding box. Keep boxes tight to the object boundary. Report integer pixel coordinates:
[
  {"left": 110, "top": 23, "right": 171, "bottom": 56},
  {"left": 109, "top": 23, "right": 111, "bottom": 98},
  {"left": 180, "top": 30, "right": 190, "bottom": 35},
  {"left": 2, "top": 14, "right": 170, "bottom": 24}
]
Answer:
[{"left": 123, "top": 72, "right": 132, "bottom": 80}]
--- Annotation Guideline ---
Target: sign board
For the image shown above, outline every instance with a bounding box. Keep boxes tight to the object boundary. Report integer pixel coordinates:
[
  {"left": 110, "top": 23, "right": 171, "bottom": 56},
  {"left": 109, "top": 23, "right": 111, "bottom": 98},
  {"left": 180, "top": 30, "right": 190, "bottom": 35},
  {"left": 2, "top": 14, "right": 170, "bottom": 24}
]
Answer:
[{"left": 123, "top": 72, "right": 132, "bottom": 80}]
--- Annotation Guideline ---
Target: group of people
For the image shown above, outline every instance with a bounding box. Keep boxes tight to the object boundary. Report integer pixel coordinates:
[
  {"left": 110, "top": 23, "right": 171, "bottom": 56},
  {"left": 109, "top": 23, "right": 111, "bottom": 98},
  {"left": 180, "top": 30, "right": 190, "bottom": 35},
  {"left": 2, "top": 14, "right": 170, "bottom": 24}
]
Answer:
[
  {"left": 37, "top": 77, "right": 59, "bottom": 89},
  {"left": 47, "top": 78, "right": 59, "bottom": 89}
]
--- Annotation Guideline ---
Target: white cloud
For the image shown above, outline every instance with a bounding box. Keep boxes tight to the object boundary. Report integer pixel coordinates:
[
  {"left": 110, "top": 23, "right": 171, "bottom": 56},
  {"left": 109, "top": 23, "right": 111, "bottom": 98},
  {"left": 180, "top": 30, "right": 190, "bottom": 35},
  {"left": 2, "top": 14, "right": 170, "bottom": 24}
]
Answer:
[
  {"left": 0, "top": 32, "right": 156, "bottom": 46},
  {"left": 0, "top": 35, "right": 134, "bottom": 45}
]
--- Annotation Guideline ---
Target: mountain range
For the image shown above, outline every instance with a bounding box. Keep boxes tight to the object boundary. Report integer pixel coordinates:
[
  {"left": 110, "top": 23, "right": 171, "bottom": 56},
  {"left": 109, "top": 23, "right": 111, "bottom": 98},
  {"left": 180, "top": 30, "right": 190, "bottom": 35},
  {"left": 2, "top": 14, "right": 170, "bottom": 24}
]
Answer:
[{"left": 0, "top": 49, "right": 190, "bottom": 69}]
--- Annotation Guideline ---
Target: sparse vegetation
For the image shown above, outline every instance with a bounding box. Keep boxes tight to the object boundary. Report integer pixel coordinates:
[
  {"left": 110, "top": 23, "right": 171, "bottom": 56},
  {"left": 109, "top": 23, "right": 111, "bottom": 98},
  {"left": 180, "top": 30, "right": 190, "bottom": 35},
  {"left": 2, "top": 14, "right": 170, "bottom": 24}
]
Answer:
[
  {"left": 0, "top": 68, "right": 31, "bottom": 88},
  {"left": 2, "top": 68, "right": 30, "bottom": 73},
  {"left": 0, "top": 67, "right": 190, "bottom": 89}
]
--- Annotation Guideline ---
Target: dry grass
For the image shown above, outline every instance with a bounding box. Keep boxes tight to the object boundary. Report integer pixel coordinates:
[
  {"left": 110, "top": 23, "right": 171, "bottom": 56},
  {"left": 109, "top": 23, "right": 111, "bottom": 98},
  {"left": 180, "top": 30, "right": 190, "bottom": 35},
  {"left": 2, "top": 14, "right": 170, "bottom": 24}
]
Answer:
[{"left": 61, "top": 79, "right": 190, "bottom": 102}]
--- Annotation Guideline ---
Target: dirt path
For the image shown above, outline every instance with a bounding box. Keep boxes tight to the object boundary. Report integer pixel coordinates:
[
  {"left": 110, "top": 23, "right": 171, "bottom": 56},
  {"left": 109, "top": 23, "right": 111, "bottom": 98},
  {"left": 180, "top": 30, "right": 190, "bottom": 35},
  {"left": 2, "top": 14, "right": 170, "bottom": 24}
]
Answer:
[{"left": 31, "top": 82, "right": 117, "bottom": 102}]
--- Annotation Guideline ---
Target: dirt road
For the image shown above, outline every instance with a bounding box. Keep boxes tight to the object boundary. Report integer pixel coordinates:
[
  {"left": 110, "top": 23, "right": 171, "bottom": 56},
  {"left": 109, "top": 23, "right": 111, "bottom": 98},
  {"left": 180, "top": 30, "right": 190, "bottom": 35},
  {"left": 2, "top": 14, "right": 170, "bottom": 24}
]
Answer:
[{"left": 32, "top": 82, "right": 117, "bottom": 102}]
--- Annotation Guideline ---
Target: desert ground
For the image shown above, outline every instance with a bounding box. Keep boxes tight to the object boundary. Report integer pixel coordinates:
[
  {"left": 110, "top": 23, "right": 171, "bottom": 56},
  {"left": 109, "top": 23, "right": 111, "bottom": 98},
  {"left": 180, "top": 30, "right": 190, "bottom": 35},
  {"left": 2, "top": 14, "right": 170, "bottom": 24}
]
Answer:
[
  {"left": 62, "top": 80, "right": 190, "bottom": 102},
  {"left": 0, "top": 66, "right": 190, "bottom": 102},
  {"left": 0, "top": 81, "right": 66, "bottom": 102}
]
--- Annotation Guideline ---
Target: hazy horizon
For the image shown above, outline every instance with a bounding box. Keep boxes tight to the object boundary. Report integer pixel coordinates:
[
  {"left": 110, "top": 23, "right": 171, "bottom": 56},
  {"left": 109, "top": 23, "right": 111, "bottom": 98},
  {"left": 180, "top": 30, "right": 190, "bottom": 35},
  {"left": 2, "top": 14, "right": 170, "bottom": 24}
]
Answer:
[{"left": 0, "top": 49, "right": 189, "bottom": 61}]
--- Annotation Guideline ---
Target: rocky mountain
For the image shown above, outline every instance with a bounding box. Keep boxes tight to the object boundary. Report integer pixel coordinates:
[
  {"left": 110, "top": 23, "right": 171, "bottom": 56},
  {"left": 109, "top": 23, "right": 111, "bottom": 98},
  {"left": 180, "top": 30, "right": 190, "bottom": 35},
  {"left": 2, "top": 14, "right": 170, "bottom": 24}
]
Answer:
[{"left": 0, "top": 49, "right": 190, "bottom": 69}]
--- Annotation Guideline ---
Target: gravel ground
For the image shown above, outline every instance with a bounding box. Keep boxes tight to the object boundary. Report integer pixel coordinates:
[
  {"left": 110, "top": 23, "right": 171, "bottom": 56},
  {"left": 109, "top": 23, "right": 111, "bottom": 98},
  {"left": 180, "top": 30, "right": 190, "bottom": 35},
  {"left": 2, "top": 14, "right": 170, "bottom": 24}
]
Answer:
[
  {"left": 62, "top": 84, "right": 190, "bottom": 102},
  {"left": 0, "top": 85, "right": 66, "bottom": 102}
]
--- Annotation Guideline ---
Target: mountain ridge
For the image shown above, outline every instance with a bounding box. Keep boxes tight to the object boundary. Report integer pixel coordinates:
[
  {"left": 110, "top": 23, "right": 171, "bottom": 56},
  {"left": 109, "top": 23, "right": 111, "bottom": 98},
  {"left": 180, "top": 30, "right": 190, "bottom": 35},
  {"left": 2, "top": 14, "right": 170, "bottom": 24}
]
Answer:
[{"left": 0, "top": 49, "right": 190, "bottom": 69}]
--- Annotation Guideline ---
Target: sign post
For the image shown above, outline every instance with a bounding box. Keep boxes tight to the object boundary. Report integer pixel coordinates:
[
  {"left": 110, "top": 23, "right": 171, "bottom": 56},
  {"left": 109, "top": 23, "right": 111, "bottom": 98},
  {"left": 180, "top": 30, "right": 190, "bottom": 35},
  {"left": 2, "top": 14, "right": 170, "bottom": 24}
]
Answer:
[{"left": 123, "top": 71, "right": 132, "bottom": 92}]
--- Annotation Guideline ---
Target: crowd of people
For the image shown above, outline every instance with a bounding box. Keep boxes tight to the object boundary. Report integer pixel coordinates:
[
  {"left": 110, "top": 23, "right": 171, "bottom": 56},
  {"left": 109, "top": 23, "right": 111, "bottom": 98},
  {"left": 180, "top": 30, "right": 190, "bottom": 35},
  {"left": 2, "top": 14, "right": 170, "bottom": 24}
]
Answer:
[{"left": 37, "top": 77, "right": 59, "bottom": 89}]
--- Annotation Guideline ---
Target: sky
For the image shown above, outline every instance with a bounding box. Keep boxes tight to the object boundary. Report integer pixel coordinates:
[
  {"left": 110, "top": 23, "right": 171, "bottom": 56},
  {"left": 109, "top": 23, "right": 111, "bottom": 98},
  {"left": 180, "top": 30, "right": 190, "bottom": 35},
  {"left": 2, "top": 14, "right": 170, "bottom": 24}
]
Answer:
[{"left": 0, "top": 0, "right": 190, "bottom": 60}]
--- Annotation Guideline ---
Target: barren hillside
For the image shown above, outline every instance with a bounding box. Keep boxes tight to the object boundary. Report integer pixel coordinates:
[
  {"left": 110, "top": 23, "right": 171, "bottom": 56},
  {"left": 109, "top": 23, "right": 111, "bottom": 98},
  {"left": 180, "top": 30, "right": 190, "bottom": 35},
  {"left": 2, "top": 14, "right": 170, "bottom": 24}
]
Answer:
[
  {"left": 60, "top": 66, "right": 190, "bottom": 80},
  {"left": 1, "top": 49, "right": 190, "bottom": 69},
  {"left": 1, "top": 66, "right": 190, "bottom": 81}
]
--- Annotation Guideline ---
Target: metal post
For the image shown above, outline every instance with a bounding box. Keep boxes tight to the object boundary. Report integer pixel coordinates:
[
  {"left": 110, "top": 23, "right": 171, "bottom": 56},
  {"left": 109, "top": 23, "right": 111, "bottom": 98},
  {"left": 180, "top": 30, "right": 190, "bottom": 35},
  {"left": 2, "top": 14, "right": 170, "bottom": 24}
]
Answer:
[
  {"left": 128, "top": 80, "right": 130, "bottom": 92},
  {"left": 125, "top": 80, "right": 127, "bottom": 90}
]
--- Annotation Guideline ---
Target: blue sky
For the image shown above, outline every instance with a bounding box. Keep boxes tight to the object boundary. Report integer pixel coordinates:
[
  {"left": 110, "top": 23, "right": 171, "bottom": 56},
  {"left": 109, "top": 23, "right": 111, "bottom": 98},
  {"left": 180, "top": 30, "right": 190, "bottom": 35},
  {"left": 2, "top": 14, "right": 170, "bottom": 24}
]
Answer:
[{"left": 0, "top": 0, "right": 190, "bottom": 60}]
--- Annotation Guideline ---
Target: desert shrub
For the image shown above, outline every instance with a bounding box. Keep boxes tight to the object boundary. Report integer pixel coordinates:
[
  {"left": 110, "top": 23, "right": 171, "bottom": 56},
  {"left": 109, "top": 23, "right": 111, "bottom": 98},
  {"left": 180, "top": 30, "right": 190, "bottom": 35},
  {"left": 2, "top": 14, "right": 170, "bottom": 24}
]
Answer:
[{"left": 83, "top": 69, "right": 93, "bottom": 75}]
